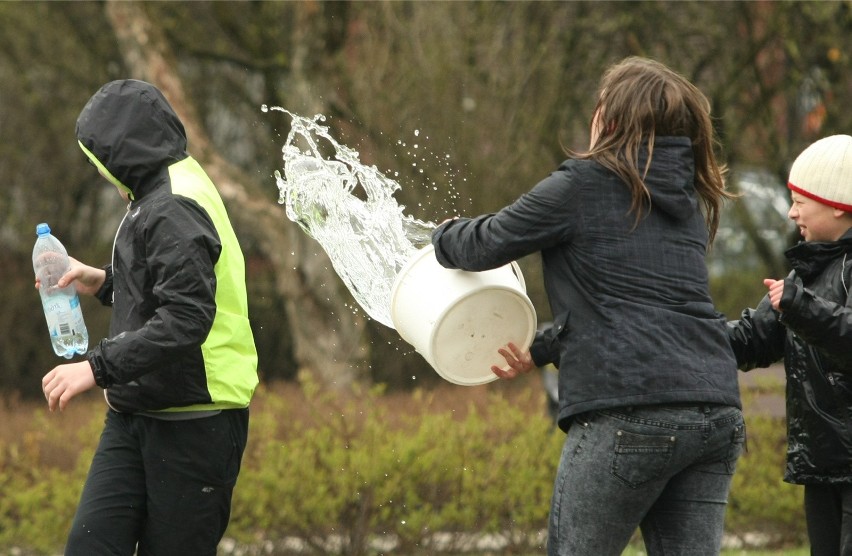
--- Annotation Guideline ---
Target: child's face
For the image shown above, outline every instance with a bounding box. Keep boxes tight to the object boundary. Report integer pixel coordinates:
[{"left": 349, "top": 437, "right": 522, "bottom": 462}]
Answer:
[{"left": 788, "top": 191, "right": 851, "bottom": 242}]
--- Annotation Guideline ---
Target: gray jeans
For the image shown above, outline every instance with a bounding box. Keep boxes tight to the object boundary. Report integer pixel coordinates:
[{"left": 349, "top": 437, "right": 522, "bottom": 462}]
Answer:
[{"left": 548, "top": 404, "right": 745, "bottom": 556}]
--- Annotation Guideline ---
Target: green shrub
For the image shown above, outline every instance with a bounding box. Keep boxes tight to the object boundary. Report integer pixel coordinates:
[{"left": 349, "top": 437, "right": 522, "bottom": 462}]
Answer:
[
  {"left": 0, "top": 378, "right": 808, "bottom": 554},
  {"left": 726, "top": 387, "right": 806, "bottom": 547},
  {"left": 231, "top": 378, "right": 560, "bottom": 555},
  {"left": 0, "top": 407, "right": 99, "bottom": 554},
  {"left": 710, "top": 269, "right": 769, "bottom": 321}
]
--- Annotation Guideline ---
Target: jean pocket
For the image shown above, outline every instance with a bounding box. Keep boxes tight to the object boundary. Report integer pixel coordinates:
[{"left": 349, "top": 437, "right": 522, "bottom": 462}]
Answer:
[
  {"left": 724, "top": 420, "right": 747, "bottom": 474},
  {"left": 611, "top": 429, "right": 676, "bottom": 488}
]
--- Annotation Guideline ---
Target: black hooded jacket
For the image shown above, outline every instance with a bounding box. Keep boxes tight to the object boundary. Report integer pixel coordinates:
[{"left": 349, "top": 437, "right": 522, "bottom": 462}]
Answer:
[
  {"left": 76, "top": 80, "right": 258, "bottom": 413},
  {"left": 728, "top": 228, "right": 852, "bottom": 484},
  {"left": 432, "top": 137, "right": 741, "bottom": 431}
]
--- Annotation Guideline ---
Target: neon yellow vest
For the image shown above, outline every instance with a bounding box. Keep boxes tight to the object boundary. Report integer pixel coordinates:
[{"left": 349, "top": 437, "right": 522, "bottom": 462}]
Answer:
[{"left": 162, "top": 157, "right": 258, "bottom": 411}]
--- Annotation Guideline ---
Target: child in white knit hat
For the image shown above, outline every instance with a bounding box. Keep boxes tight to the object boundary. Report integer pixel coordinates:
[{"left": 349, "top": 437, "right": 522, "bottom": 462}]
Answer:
[{"left": 728, "top": 134, "right": 852, "bottom": 555}]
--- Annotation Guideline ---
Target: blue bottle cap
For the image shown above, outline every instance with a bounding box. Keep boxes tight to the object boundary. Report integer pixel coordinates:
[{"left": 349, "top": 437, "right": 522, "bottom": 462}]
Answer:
[{"left": 36, "top": 223, "right": 50, "bottom": 235}]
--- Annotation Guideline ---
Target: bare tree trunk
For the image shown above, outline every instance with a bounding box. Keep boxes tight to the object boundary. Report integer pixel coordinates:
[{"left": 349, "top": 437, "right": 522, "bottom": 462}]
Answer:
[{"left": 102, "top": 0, "right": 369, "bottom": 388}]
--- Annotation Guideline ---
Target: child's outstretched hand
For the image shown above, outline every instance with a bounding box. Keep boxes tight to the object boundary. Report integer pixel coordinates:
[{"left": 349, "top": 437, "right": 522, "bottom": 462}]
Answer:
[{"left": 763, "top": 278, "right": 784, "bottom": 312}]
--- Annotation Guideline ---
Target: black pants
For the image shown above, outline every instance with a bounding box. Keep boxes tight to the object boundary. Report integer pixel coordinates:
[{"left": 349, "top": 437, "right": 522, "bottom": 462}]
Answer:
[
  {"left": 805, "top": 483, "right": 852, "bottom": 556},
  {"left": 65, "top": 408, "right": 249, "bottom": 556}
]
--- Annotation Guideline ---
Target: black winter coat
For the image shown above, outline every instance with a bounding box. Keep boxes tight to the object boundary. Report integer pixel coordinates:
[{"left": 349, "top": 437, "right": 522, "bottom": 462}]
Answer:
[
  {"left": 728, "top": 228, "right": 852, "bottom": 484},
  {"left": 432, "top": 137, "right": 741, "bottom": 432},
  {"left": 77, "top": 80, "right": 258, "bottom": 413}
]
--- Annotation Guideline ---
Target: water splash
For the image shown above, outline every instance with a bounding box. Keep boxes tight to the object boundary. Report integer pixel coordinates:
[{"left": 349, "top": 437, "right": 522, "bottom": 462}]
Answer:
[{"left": 269, "top": 107, "right": 436, "bottom": 328}]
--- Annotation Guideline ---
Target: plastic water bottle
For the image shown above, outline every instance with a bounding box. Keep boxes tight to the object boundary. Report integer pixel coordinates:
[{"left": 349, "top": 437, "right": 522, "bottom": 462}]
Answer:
[{"left": 32, "top": 223, "right": 89, "bottom": 358}]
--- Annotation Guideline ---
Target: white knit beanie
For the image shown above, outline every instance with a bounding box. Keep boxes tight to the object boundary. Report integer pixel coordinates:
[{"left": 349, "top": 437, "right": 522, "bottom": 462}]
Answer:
[{"left": 788, "top": 134, "right": 852, "bottom": 212}]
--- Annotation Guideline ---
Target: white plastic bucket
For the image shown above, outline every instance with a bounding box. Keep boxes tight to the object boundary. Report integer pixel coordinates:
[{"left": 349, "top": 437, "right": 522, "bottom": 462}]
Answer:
[{"left": 390, "top": 244, "right": 537, "bottom": 386}]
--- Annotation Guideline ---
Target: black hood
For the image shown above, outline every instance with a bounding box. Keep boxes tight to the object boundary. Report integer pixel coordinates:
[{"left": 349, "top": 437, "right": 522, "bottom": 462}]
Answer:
[
  {"left": 76, "top": 79, "right": 187, "bottom": 197},
  {"left": 636, "top": 136, "right": 698, "bottom": 221}
]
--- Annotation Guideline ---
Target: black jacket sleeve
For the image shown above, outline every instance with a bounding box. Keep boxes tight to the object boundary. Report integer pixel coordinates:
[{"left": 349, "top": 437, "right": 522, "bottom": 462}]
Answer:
[
  {"left": 779, "top": 276, "right": 852, "bottom": 366},
  {"left": 431, "top": 168, "right": 579, "bottom": 271},
  {"left": 727, "top": 295, "right": 786, "bottom": 370},
  {"left": 530, "top": 327, "right": 559, "bottom": 368},
  {"left": 90, "top": 197, "right": 220, "bottom": 386}
]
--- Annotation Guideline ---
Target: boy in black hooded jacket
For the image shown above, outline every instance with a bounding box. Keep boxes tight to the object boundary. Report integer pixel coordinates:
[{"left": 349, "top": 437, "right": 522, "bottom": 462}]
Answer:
[
  {"left": 728, "top": 134, "right": 852, "bottom": 555},
  {"left": 40, "top": 80, "right": 258, "bottom": 555}
]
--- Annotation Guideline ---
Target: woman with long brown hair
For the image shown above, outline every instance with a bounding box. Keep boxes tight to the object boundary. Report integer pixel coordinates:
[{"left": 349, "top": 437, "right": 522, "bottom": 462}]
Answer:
[{"left": 432, "top": 57, "right": 744, "bottom": 555}]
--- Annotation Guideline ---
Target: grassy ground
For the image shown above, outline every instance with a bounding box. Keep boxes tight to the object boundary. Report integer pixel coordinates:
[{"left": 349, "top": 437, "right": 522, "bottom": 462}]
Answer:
[
  {"left": 723, "top": 552, "right": 808, "bottom": 556},
  {"left": 623, "top": 548, "right": 808, "bottom": 556}
]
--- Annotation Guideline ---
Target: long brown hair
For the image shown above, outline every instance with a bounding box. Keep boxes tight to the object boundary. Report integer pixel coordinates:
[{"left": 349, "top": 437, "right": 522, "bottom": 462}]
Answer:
[{"left": 574, "top": 57, "right": 732, "bottom": 243}]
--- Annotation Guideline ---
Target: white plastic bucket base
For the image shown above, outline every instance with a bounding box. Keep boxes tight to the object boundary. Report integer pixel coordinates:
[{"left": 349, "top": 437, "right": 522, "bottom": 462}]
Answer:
[{"left": 390, "top": 245, "right": 537, "bottom": 386}]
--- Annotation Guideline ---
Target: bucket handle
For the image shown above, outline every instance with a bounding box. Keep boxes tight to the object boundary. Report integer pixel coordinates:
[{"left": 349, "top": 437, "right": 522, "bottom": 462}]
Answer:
[{"left": 509, "top": 261, "right": 526, "bottom": 293}]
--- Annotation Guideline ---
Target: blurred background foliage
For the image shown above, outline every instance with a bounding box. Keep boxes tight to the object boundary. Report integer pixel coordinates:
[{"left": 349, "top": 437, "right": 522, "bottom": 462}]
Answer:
[{"left": 0, "top": 1, "right": 849, "bottom": 398}]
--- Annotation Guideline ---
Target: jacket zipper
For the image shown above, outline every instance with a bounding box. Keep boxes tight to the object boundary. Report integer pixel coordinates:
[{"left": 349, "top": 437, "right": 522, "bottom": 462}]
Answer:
[{"left": 103, "top": 204, "right": 131, "bottom": 412}]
